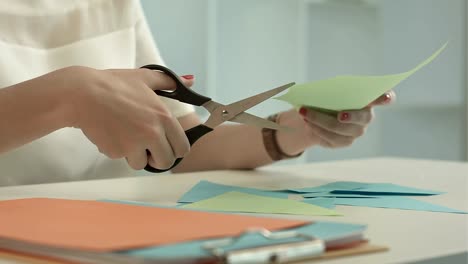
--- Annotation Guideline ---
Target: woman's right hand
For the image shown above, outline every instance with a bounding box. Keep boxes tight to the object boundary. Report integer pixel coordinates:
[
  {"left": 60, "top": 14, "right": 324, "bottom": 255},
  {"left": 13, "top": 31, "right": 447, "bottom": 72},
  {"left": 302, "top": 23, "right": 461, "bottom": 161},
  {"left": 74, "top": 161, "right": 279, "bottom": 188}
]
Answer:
[{"left": 56, "top": 66, "right": 191, "bottom": 170}]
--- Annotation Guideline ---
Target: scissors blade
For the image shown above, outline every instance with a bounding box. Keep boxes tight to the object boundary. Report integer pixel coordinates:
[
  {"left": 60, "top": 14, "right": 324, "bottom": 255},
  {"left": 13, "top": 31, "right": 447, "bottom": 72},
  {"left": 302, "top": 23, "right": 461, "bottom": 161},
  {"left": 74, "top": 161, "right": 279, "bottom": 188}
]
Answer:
[
  {"left": 229, "top": 112, "right": 292, "bottom": 131},
  {"left": 224, "top": 82, "right": 295, "bottom": 118}
]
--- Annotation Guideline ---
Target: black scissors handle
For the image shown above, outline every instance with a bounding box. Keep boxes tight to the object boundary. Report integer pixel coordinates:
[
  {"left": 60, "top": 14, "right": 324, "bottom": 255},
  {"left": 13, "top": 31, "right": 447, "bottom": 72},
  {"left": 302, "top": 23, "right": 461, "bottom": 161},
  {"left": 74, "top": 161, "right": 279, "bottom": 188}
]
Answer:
[
  {"left": 141, "top": 64, "right": 213, "bottom": 173},
  {"left": 141, "top": 64, "right": 211, "bottom": 106},
  {"left": 144, "top": 125, "right": 213, "bottom": 173}
]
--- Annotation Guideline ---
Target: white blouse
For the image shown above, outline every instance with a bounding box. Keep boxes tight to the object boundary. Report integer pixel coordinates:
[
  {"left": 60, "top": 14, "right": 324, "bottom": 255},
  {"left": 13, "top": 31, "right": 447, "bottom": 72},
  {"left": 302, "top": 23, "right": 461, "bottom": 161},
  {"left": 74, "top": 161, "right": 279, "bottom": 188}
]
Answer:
[{"left": 0, "top": 0, "right": 194, "bottom": 186}]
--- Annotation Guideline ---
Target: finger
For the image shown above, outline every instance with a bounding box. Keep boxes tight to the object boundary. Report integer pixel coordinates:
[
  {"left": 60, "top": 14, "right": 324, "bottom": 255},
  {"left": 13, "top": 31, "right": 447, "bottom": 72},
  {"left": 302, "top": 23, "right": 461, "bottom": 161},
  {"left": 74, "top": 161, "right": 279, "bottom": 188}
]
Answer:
[
  {"left": 337, "top": 107, "right": 374, "bottom": 126},
  {"left": 180, "top": 75, "right": 195, "bottom": 88},
  {"left": 126, "top": 150, "right": 149, "bottom": 170},
  {"left": 369, "top": 90, "right": 396, "bottom": 106},
  {"left": 305, "top": 122, "right": 354, "bottom": 148},
  {"left": 147, "top": 134, "right": 176, "bottom": 170},
  {"left": 300, "top": 108, "right": 365, "bottom": 137},
  {"left": 137, "top": 68, "right": 180, "bottom": 91},
  {"left": 163, "top": 114, "right": 190, "bottom": 158}
]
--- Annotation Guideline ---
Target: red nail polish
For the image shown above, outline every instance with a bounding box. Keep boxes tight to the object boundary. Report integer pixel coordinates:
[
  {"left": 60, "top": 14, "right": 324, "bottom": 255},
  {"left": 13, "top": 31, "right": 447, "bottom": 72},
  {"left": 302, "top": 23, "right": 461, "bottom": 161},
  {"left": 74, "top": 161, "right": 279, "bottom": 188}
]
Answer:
[
  {"left": 299, "top": 107, "right": 307, "bottom": 116},
  {"left": 181, "top": 75, "right": 194, "bottom": 80},
  {"left": 340, "top": 112, "right": 350, "bottom": 121}
]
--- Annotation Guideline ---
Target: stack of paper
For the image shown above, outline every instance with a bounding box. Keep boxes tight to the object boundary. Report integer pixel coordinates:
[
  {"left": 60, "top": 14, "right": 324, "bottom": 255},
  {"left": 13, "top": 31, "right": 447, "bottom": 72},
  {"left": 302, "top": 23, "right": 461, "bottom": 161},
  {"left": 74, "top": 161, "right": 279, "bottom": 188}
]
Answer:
[
  {"left": 178, "top": 180, "right": 466, "bottom": 215},
  {"left": 178, "top": 181, "right": 341, "bottom": 216},
  {"left": 0, "top": 198, "right": 384, "bottom": 262},
  {"left": 295, "top": 181, "right": 466, "bottom": 214}
]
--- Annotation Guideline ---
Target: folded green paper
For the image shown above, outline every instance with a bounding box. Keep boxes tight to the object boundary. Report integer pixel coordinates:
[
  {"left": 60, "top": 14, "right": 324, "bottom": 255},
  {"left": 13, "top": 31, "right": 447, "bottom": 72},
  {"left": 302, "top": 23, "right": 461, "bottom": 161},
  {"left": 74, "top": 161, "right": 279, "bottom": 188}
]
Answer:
[
  {"left": 181, "top": 191, "right": 341, "bottom": 216},
  {"left": 276, "top": 42, "right": 447, "bottom": 111}
]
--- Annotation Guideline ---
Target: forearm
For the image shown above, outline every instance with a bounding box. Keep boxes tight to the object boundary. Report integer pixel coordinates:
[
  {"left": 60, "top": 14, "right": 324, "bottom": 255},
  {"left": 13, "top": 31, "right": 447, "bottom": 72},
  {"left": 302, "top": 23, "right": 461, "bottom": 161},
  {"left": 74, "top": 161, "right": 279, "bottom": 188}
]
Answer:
[
  {"left": 0, "top": 76, "right": 71, "bottom": 154},
  {"left": 173, "top": 110, "right": 308, "bottom": 172},
  {"left": 173, "top": 90, "right": 394, "bottom": 173},
  {"left": 173, "top": 124, "right": 269, "bottom": 172}
]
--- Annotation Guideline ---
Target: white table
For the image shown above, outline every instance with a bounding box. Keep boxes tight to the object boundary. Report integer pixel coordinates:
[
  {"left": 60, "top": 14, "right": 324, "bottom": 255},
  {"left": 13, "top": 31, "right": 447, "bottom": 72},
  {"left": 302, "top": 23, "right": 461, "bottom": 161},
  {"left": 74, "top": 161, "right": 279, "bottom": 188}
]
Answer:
[{"left": 0, "top": 158, "right": 467, "bottom": 264}]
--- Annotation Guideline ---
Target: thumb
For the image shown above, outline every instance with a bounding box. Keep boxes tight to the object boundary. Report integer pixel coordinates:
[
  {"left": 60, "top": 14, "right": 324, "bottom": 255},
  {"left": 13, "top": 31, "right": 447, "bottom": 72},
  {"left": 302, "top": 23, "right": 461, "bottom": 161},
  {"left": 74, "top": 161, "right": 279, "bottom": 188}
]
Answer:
[
  {"left": 369, "top": 90, "right": 396, "bottom": 107},
  {"left": 137, "top": 68, "right": 195, "bottom": 91}
]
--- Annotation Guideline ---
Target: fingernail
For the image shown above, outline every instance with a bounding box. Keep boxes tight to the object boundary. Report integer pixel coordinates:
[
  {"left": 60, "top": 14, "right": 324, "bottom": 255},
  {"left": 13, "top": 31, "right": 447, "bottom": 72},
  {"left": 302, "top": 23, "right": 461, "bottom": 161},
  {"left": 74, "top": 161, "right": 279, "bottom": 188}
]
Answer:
[
  {"left": 181, "top": 75, "right": 194, "bottom": 80},
  {"left": 299, "top": 107, "right": 307, "bottom": 116},
  {"left": 383, "top": 93, "right": 391, "bottom": 103},
  {"left": 340, "top": 112, "right": 350, "bottom": 121}
]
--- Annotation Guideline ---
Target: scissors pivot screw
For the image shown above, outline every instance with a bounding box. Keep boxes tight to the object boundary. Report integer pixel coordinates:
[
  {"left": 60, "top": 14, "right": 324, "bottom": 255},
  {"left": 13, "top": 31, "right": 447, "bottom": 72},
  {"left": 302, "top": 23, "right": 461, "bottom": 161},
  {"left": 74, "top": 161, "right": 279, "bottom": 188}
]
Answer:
[{"left": 222, "top": 110, "right": 229, "bottom": 117}]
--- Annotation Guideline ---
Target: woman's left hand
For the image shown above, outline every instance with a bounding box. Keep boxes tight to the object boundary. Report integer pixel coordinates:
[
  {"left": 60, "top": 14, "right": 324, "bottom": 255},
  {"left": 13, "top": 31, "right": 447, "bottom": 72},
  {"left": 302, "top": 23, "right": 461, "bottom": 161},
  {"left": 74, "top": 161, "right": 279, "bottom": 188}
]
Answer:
[{"left": 275, "top": 91, "right": 396, "bottom": 155}]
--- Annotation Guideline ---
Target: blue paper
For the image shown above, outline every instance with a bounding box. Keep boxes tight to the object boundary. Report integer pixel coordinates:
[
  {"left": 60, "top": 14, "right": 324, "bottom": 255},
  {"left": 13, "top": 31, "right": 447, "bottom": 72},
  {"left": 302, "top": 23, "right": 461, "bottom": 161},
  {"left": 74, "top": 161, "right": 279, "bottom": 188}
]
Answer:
[
  {"left": 178, "top": 181, "right": 287, "bottom": 203},
  {"left": 289, "top": 181, "right": 442, "bottom": 196},
  {"left": 303, "top": 192, "right": 377, "bottom": 198},
  {"left": 101, "top": 199, "right": 175, "bottom": 208},
  {"left": 288, "top": 181, "right": 369, "bottom": 193},
  {"left": 332, "top": 183, "right": 443, "bottom": 196},
  {"left": 122, "top": 221, "right": 366, "bottom": 258},
  {"left": 302, "top": 198, "right": 336, "bottom": 209},
  {"left": 334, "top": 197, "right": 467, "bottom": 214}
]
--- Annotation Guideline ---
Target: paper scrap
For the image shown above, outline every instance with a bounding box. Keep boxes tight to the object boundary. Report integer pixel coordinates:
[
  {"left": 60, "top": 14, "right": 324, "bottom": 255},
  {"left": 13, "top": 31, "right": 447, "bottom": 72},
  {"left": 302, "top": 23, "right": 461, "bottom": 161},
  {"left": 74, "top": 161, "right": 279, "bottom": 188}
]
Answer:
[
  {"left": 181, "top": 191, "right": 341, "bottom": 216},
  {"left": 178, "top": 180, "right": 287, "bottom": 203},
  {"left": 334, "top": 197, "right": 467, "bottom": 214},
  {"left": 275, "top": 42, "right": 447, "bottom": 111}
]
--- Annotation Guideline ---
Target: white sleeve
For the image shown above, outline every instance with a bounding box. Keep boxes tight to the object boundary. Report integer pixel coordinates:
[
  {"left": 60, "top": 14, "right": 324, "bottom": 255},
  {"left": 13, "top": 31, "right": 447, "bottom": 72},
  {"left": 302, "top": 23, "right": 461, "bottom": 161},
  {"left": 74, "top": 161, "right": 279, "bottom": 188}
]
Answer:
[{"left": 134, "top": 0, "right": 195, "bottom": 118}]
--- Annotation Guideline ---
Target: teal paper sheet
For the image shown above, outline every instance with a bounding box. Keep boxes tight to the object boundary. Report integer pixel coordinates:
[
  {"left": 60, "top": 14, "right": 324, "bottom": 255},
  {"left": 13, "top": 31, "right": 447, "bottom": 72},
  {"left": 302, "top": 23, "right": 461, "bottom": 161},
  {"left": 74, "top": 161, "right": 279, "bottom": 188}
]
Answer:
[
  {"left": 303, "top": 193, "right": 378, "bottom": 198},
  {"left": 121, "top": 222, "right": 366, "bottom": 258},
  {"left": 331, "top": 183, "right": 443, "bottom": 196},
  {"left": 289, "top": 181, "right": 442, "bottom": 196},
  {"left": 334, "top": 197, "right": 467, "bottom": 214},
  {"left": 288, "top": 181, "right": 368, "bottom": 193},
  {"left": 178, "top": 180, "right": 287, "bottom": 203}
]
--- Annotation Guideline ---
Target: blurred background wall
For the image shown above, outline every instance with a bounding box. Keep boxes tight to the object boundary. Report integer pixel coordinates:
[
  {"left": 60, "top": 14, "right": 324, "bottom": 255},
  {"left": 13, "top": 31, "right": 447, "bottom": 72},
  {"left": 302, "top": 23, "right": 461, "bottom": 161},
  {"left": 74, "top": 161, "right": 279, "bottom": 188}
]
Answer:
[{"left": 141, "top": 0, "right": 467, "bottom": 164}]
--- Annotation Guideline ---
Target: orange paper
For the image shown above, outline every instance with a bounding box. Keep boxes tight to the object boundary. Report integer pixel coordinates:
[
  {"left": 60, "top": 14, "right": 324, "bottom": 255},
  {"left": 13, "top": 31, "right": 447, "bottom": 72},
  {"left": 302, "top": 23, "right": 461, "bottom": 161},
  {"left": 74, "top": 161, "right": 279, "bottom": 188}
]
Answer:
[{"left": 0, "top": 198, "right": 308, "bottom": 252}]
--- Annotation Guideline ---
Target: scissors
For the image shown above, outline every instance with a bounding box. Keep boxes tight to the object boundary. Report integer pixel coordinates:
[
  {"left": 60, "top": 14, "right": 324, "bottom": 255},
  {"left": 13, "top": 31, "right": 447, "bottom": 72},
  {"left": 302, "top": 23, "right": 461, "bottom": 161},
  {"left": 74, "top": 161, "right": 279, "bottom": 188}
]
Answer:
[{"left": 141, "top": 64, "right": 294, "bottom": 173}]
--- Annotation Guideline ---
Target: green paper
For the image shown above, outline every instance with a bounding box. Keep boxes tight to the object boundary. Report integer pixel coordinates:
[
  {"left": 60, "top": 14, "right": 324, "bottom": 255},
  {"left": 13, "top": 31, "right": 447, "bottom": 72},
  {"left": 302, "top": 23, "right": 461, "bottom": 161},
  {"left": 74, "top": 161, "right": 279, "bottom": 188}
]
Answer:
[
  {"left": 181, "top": 191, "right": 341, "bottom": 216},
  {"left": 276, "top": 42, "right": 447, "bottom": 111}
]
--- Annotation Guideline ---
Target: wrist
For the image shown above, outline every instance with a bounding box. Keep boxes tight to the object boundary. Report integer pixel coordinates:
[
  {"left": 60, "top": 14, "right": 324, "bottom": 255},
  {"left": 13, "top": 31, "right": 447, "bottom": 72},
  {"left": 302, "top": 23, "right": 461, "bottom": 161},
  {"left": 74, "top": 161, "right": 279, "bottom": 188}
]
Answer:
[
  {"left": 45, "top": 83, "right": 74, "bottom": 130},
  {"left": 275, "top": 111, "right": 306, "bottom": 156},
  {"left": 262, "top": 112, "right": 304, "bottom": 161},
  {"left": 57, "top": 66, "right": 96, "bottom": 128},
  {"left": 275, "top": 109, "right": 320, "bottom": 155}
]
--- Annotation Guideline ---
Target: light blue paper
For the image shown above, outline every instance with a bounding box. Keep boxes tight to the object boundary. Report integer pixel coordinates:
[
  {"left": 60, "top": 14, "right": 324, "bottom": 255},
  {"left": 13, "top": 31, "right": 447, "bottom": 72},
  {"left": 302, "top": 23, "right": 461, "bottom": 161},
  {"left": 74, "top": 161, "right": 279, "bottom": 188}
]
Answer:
[
  {"left": 332, "top": 183, "right": 444, "bottom": 196},
  {"left": 122, "top": 221, "right": 366, "bottom": 258},
  {"left": 289, "top": 181, "right": 442, "bottom": 196},
  {"left": 334, "top": 197, "right": 467, "bottom": 214},
  {"left": 288, "top": 181, "right": 369, "bottom": 193},
  {"left": 101, "top": 199, "right": 175, "bottom": 208},
  {"left": 302, "top": 198, "right": 336, "bottom": 209},
  {"left": 178, "top": 181, "right": 287, "bottom": 203},
  {"left": 303, "top": 192, "right": 377, "bottom": 198}
]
